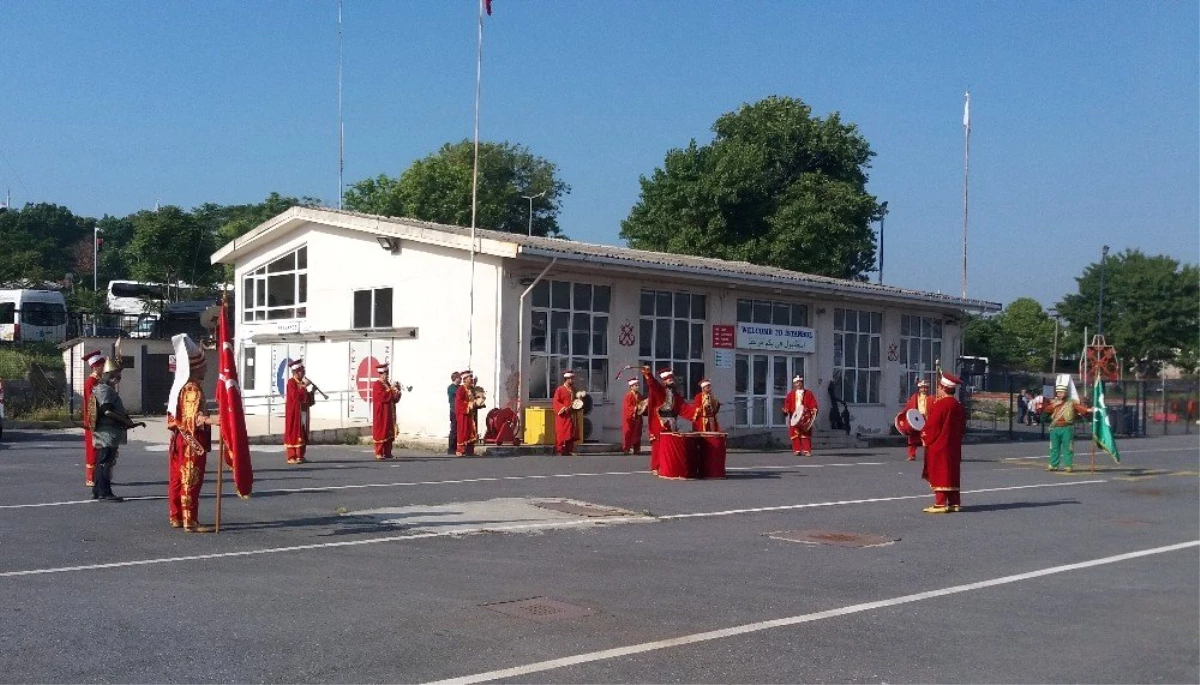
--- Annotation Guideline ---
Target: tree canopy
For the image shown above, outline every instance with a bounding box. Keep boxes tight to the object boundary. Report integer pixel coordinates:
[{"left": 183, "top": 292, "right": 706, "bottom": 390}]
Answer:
[
  {"left": 620, "top": 96, "right": 884, "bottom": 279},
  {"left": 1055, "top": 249, "right": 1199, "bottom": 377},
  {"left": 343, "top": 140, "right": 570, "bottom": 237},
  {"left": 963, "top": 298, "right": 1058, "bottom": 372}
]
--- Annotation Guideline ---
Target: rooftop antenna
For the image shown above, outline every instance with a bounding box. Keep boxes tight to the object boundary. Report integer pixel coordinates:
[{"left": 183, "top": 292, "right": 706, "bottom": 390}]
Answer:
[{"left": 337, "top": 0, "right": 344, "bottom": 210}]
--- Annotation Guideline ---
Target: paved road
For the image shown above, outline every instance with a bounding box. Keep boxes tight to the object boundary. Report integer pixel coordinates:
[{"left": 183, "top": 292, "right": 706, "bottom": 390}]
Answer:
[{"left": 0, "top": 430, "right": 1196, "bottom": 683}]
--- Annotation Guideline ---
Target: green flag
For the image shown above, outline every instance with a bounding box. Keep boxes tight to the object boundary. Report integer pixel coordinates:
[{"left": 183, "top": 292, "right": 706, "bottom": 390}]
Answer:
[{"left": 1091, "top": 377, "right": 1121, "bottom": 463}]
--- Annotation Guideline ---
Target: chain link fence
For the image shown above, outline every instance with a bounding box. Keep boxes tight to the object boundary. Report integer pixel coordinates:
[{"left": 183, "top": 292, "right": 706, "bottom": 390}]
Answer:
[{"left": 956, "top": 371, "right": 1198, "bottom": 440}]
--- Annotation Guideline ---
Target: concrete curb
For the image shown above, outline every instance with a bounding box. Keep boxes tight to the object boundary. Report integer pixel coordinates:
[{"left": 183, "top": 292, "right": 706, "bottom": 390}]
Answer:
[
  {"left": 248, "top": 425, "right": 372, "bottom": 446},
  {"left": 5, "top": 420, "right": 77, "bottom": 430}
]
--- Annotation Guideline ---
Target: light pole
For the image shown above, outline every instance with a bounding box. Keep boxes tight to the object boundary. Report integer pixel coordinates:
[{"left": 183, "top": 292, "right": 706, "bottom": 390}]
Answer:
[
  {"left": 92, "top": 226, "right": 101, "bottom": 336},
  {"left": 1097, "top": 245, "right": 1109, "bottom": 335},
  {"left": 1048, "top": 307, "right": 1060, "bottom": 375},
  {"left": 522, "top": 191, "right": 545, "bottom": 237},
  {"left": 877, "top": 201, "right": 888, "bottom": 285}
]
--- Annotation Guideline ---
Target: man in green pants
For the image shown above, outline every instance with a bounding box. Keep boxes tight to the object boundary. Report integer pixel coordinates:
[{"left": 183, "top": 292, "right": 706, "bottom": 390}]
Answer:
[{"left": 1043, "top": 381, "right": 1091, "bottom": 472}]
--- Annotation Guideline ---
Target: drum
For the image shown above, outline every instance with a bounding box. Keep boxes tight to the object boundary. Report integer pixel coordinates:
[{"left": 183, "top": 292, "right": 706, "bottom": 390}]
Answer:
[
  {"left": 695, "top": 432, "right": 727, "bottom": 478},
  {"left": 894, "top": 408, "right": 926, "bottom": 437},
  {"left": 657, "top": 432, "right": 692, "bottom": 479}
]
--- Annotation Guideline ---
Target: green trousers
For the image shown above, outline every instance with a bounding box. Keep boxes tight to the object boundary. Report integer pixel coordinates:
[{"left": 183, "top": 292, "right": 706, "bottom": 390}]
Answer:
[{"left": 1048, "top": 426, "right": 1075, "bottom": 469}]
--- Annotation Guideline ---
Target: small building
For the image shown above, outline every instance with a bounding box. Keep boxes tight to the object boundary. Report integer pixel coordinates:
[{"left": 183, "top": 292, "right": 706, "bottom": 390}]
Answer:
[{"left": 210, "top": 207, "right": 1000, "bottom": 447}]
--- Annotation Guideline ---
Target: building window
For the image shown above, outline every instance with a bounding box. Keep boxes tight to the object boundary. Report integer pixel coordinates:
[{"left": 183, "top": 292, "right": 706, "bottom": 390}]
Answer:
[
  {"left": 638, "top": 289, "right": 706, "bottom": 396},
  {"left": 353, "top": 287, "right": 393, "bottom": 329},
  {"left": 899, "top": 314, "right": 942, "bottom": 401},
  {"left": 528, "top": 280, "right": 610, "bottom": 400},
  {"left": 736, "top": 299, "right": 808, "bottom": 327},
  {"left": 734, "top": 353, "right": 805, "bottom": 427},
  {"left": 833, "top": 308, "right": 882, "bottom": 404},
  {"left": 242, "top": 347, "right": 256, "bottom": 391},
  {"left": 242, "top": 246, "right": 307, "bottom": 322}
]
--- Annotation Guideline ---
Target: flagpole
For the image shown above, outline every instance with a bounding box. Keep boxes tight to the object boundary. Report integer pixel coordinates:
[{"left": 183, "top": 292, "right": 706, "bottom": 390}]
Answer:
[
  {"left": 961, "top": 90, "right": 971, "bottom": 301},
  {"left": 337, "top": 0, "right": 344, "bottom": 210},
  {"left": 468, "top": 0, "right": 485, "bottom": 369},
  {"left": 216, "top": 436, "right": 225, "bottom": 532}
]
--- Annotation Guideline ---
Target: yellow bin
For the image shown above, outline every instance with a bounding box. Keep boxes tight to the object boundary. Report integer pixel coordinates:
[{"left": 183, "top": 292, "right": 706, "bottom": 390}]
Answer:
[{"left": 523, "top": 407, "right": 556, "bottom": 445}]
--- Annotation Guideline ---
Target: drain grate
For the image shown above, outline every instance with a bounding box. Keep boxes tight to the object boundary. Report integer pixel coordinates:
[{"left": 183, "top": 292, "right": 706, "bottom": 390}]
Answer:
[
  {"left": 481, "top": 597, "right": 595, "bottom": 621},
  {"left": 766, "top": 530, "right": 897, "bottom": 548},
  {"left": 532, "top": 500, "right": 635, "bottom": 517}
]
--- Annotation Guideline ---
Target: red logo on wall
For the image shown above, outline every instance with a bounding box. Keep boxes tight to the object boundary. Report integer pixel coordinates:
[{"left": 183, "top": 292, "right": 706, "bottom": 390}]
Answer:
[
  {"left": 712, "top": 325, "right": 735, "bottom": 349},
  {"left": 356, "top": 357, "right": 383, "bottom": 400}
]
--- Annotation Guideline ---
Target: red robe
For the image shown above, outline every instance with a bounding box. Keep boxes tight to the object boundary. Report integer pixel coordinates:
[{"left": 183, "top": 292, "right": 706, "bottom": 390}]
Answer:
[
  {"left": 782, "top": 388, "right": 818, "bottom": 455},
  {"left": 920, "top": 394, "right": 965, "bottom": 507},
  {"left": 903, "top": 391, "right": 930, "bottom": 460},
  {"left": 454, "top": 384, "right": 477, "bottom": 456},
  {"left": 372, "top": 380, "right": 401, "bottom": 458},
  {"left": 642, "top": 369, "right": 685, "bottom": 472},
  {"left": 621, "top": 390, "right": 643, "bottom": 454},
  {"left": 82, "top": 372, "right": 100, "bottom": 486},
  {"left": 167, "top": 380, "right": 211, "bottom": 529},
  {"left": 689, "top": 391, "right": 721, "bottom": 432},
  {"left": 552, "top": 384, "right": 578, "bottom": 455},
  {"left": 284, "top": 377, "right": 315, "bottom": 462}
]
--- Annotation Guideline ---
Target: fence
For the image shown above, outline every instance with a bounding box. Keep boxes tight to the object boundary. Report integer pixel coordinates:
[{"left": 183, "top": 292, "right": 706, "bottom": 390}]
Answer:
[
  {"left": 957, "top": 371, "right": 1199, "bottom": 440},
  {"left": 66, "top": 313, "right": 215, "bottom": 343}
]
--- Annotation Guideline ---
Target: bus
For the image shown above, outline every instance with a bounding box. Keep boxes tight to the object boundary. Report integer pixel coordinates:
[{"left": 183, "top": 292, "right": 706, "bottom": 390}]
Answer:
[
  {"left": 0, "top": 289, "right": 68, "bottom": 343},
  {"left": 106, "top": 280, "right": 170, "bottom": 315}
]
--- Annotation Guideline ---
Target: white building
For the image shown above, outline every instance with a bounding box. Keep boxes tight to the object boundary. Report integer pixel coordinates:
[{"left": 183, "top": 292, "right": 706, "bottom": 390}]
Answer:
[{"left": 211, "top": 207, "right": 1000, "bottom": 447}]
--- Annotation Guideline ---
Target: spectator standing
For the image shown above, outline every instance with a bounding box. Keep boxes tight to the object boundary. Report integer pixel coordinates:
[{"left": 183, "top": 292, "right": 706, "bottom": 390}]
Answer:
[{"left": 447, "top": 371, "right": 461, "bottom": 454}]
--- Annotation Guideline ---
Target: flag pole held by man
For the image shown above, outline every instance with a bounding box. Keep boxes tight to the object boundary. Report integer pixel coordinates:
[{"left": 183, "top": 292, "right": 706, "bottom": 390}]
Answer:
[
  {"left": 216, "top": 294, "right": 254, "bottom": 497},
  {"left": 1091, "top": 376, "right": 1121, "bottom": 464}
]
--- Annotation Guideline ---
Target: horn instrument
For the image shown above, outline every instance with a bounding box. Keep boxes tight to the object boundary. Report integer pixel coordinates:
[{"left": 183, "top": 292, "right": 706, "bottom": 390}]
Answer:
[{"left": 303, "top": 377, "right": 329, "bottom": 400}]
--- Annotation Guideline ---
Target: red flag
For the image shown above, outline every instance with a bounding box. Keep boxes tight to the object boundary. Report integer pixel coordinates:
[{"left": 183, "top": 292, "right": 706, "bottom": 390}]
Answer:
[
  {"left": 217, "top": 299, "right": 253, "bottom": 497},
  {"left": 484, "top": 0, "right": 492, "bottom": 15}
]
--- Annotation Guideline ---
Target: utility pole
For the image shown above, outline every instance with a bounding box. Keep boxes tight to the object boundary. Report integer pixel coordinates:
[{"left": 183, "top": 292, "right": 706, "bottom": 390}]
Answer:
[{"left": 522, "top": 191, "right": 546, "bottom": 236}]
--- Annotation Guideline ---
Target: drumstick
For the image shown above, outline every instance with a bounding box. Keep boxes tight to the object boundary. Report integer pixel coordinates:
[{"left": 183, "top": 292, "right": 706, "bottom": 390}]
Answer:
[{"left": 614, "top": 364, "right": 634, "bottom": 380}]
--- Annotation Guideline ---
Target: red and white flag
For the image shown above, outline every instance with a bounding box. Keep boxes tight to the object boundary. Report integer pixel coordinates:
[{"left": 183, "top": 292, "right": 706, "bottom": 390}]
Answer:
[{"left": 216, "top": 298, "right": 253, "bottom": 497}]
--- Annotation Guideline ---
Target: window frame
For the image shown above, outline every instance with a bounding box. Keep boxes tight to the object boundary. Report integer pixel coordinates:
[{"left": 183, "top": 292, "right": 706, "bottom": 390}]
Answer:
[
  {"left": 242, "top": 246, "right": 308, "bottom": 323},
  {"left": 352, "top": 287, "right": 394, "bottom": 330},
  {"left": 733, "top": 353, "right": 806, "bottom": 427},
  {"left": 638, "top": 289, "right": 706, "bottom": 397},
  {"left": 898, "top": 314, "right": 943, "bottom": 401},
  {"left": 527, "top": 279, "right": 611, "bottom": 401},
  {"left": 832, "top": 307, "right": 882, "bottom": 405}
]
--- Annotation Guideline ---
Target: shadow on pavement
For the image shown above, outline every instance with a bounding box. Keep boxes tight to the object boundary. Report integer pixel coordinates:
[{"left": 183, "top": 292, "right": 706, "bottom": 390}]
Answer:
[{"left": 962, "top": 499, "right": 1080, "bottom": 513}]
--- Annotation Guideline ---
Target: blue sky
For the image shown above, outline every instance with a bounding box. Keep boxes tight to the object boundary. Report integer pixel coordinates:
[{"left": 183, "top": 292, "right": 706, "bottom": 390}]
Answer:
[{"left": 2, "top": 1, "right": 1196, "bottom": 309}]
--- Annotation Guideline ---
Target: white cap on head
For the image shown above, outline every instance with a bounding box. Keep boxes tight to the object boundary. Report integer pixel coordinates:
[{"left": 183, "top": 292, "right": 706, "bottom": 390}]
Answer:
[
  {"left": 627, "top": 379, "right": 639, "bottom": 387},
  {"left": 289, "top": 358, "right": 304, "bottom": 371},
  {"left": 792, "top": 375, "right": 803, "bottom": 384},
  {"left": 659, "top": 369, "right": 674, "bottom": 380},
  {"left": 939, "top": 371, "right": 962, "bottom": 389},
  {"left": 563, "top": 371, "right": 575, "bottom": 379},
  {"left": 83, "top": 350, "right": 105, "bottom": 368},
  {"left": 699, "top": 379, "right": 712, "bottom": 388}
]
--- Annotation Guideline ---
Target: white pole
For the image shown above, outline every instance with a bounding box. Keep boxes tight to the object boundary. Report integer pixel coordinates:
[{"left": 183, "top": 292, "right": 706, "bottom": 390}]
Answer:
[
  {"left": 337, "top": 0, "right": 344, "bottom": 210},
  {"left": 961, "top": 90, "right": 971, "bottom": 301},
  {"left": 468, "top": 0, "right": 484, "bottom": 368}
]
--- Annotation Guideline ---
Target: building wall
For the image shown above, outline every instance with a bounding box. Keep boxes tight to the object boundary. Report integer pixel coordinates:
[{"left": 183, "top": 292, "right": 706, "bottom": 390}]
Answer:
[{"left": 233, "top": 223, "right": 507, "bottom": 441}]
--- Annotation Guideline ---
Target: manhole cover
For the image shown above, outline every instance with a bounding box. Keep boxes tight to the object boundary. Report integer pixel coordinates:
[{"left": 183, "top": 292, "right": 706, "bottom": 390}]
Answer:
[
  {"left": 532, "top": 500, "right": 635, "bottom": 517},
  {"left": 480, "top": 597, "right": 595, "bottom": 621},
  {"left": 766, "top": 530, "right": 897, "bottom": 548}
]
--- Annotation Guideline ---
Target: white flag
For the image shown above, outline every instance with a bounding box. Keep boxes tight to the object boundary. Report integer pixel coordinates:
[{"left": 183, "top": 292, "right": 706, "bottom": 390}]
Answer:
[{"left": 963, "top": 91, "right": 971, "bottom": 130}]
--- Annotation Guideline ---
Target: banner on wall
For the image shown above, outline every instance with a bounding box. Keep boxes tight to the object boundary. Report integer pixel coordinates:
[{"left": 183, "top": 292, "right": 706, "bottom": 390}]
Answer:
[{"left": 735, "top": 322, "right": 816, "bottom": 354}]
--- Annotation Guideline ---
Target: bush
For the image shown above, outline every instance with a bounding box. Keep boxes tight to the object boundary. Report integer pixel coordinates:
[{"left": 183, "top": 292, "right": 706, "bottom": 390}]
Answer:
[{"left": 0, "top": 341, "right": 64, "bottom": 380}]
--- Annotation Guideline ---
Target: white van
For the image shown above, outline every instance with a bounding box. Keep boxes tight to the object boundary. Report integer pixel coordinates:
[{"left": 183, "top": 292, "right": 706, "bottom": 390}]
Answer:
[{"left": 0, "top": 289, "right": 68, "bottom": 344}]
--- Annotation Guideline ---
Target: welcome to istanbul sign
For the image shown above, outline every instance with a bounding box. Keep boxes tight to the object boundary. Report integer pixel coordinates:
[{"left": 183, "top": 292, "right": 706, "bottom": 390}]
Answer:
[{"left": 735, "top": 322, "right": 816, "bottom": 354}]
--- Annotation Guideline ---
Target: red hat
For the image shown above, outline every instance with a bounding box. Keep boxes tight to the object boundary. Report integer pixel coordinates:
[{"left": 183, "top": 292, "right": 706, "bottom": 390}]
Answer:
[
  {"left": 699, "top": 379, "right": 712, "bottom": 388},
  {"left": 939, "top": 371, "right": 962, "bottom": 389},
  {"left": 916, "top": 379, "right": 931, "bottom": 388},
  {"left": 792, "top": 375, "right": 803, "bottom": 384},
  {"left": 288, "top": 358, "right": 304, "bottom": 371},
  {"left": 377, "top": 362, "right": 389, "bottom": 371},
  {"left": 627, "top": 379, "right": 639, "bottom": 387},
  {"left": 563, "top": 371, "right": 575, "bottom": 379},
  {"left": 83, "top": 350, "right": 106, "bottom": 368},
  {"left": 658, "top": 367, "right": 674, "bottom": 379}
]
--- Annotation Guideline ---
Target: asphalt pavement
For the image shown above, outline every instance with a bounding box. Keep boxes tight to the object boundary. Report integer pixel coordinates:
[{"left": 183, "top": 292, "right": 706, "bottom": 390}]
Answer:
[{"left": 0, "top": 428, "right": 1196, "bottom": 684}]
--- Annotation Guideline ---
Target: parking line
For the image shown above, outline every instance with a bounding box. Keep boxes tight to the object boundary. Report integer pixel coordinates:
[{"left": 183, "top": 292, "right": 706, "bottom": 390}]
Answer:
[
  {"left": 0, "top": 479, "right": 1106, "bottom": 579},
  {"left": 423, "top": 540, "right": 1200, "bottom": 685}
]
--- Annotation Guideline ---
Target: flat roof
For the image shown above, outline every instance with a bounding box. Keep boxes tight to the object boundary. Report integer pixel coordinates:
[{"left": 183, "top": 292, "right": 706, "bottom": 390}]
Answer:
[{"left": 212, "top": 206, "right": 1001, "bottom": 314}]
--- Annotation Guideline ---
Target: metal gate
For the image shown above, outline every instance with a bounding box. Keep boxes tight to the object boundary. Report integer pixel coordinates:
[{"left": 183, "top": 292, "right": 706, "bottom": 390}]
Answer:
[{"left": 142, "top": 354, "right": 174, "bottom": 415}]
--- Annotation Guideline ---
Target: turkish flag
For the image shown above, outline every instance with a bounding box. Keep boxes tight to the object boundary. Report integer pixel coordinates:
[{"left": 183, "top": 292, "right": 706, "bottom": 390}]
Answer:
[{"left": 217, "top": 299, "right": 254, "bottom": 497}]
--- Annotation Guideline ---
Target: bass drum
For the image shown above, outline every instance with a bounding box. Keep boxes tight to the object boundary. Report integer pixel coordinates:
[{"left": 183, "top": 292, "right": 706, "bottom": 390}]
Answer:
[{"left": 894, "top": 408, "right": 926, "bottom": 437}]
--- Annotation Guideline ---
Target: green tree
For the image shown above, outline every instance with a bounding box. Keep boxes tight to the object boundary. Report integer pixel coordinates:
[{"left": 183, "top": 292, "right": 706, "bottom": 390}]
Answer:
[
  {"left": 0, "top": 203, "right": 93, "bottom": 285},
  {"left": 344, "top": 140, "right": 570, "bottom": 237},
  {"left": 128, "top": 206, "right": 218, "bottom": 290},
  {"left": 620, "top": 96, "right": 883, "bottom": 279},
  {"left": 963, "top": 313, "right": 1004, "bottom": 365},
  {"left": 994, "top": 298, "right": 1057, "bottom": 371},
  {"left": 1056, "top": 249, "right": 1199, "bottom": 377}
]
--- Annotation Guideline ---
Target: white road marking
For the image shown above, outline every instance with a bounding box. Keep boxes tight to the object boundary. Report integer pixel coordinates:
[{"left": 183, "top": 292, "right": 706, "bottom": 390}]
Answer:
[
  {"left": 0, "top": 479, "right": 1106, "bottom": 578},
  {"left": 659, "top": 480, "right": 1106, "bottom": 520},
  {"left": 0, "top": 462, "right": 886, "bottom": 510},
  {"left": 424, "top": 540, "right": 1200, "bottom": 685},
  {"left": 1001, "top": 446, "right": 1193, "bottom": 462}
]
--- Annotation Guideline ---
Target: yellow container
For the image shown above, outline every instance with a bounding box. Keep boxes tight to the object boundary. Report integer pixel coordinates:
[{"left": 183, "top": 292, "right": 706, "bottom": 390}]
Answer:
[{"left": 523, "top": 407, "right": 556, "bottom": 445}]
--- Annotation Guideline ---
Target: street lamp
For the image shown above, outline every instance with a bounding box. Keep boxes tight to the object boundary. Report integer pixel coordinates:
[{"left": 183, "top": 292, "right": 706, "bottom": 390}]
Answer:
[
  {"left": 92, "top": 226, "right": 101, "bottom": 336},
  {"left": 522, "top": 191, "right": 546, "bottom": 237},
  {"left": 877, "top": 201, "right": 888, "bottom": 285},
  {"left": 1097, "top": 245, "right": 1110, "bottom": 335}
]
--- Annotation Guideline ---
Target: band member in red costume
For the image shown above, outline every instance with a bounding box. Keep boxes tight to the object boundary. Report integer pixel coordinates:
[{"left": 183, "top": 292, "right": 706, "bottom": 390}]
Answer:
[
  {"left": 81, "top": 350, "right": 106, "bottom": 487},
  {"left": 621, "top": 378, "right": 644, "bottom": 455},
  {"left": 284, "top": 359, "right": 316, "bottom": 464},
  {"left": 903, "top": 379, "right": 931, "bottom": 461},
  {"left": 454, "top": 370, "right": 479, "bottom": 456},
  {"left": 689, "top": 379, "right": 721, "bottom": 431},
  {"left": 920, "top": 371, "right": 967, "bottom": 513},
  {"left": 551, "top": 371, "right": 580, "bottom": 455},
  {"left": 781, "top": 376, "right": 819, "bottom": 456},
  {"left": 166, "top": 334, "right": 212, "bottom": 532},
  {"left": 641, "top": 366, "right": 684, "bottom": 474},
  {"left": 371, "top": 363, "right": 402, "bottom": 460}
]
